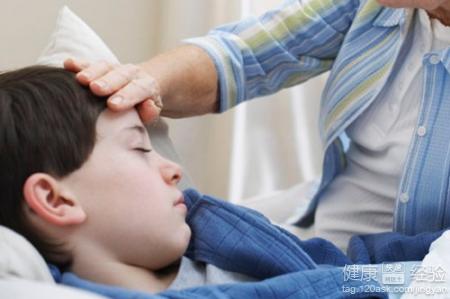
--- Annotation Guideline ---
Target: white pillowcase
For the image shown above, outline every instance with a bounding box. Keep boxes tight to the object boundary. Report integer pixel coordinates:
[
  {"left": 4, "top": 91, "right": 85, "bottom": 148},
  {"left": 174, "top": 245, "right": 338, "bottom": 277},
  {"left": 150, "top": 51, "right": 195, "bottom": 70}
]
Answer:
[
  {"left": 0, "top": 226, "right": 53, "bottom": 282},
  {"left": 37, "top": 6, "right": 118, "bottom": 66}
]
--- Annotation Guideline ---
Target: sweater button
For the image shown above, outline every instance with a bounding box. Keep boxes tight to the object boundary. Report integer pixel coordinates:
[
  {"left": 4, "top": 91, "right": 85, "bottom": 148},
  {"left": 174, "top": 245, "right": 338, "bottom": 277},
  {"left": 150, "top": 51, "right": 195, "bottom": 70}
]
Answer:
[
  {"left": 429, "top": 55, "right": 440, "bottom": 65},
  {"left": 417, "top": 126, "right": 427, "bottom": 137},
  {"left": 399, "top": 193, "right": 409, "bottom": 203}
]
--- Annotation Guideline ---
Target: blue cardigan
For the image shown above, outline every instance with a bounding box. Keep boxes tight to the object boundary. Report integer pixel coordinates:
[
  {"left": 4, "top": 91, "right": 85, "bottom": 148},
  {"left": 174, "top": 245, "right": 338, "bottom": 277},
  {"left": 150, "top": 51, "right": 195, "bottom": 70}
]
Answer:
[{"left": 50, "top": 189, "right": 443, "bottom": 298}]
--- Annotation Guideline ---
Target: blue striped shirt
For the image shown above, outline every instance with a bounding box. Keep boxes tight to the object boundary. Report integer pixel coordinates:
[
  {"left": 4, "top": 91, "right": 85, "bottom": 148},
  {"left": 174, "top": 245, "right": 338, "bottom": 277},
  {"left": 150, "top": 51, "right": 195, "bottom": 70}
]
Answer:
[{"left": 186, "top": 0, "right": 450, "bottom": 235}]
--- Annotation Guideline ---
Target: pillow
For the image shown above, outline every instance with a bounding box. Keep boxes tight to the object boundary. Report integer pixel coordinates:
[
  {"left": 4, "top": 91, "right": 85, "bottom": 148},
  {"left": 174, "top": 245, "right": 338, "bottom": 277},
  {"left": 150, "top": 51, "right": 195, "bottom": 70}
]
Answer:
[
  {"left": 36, "top": 6, "right": 119, "bottom": 66},
  {"left": 0, "top": 279, "right": 107, "bottom": 299},
  {"left": 0, "top": 226, "right": 53, "bottom": 282},
  {"left": 1, "top": 5, "right": 192, "bottom": 284}
]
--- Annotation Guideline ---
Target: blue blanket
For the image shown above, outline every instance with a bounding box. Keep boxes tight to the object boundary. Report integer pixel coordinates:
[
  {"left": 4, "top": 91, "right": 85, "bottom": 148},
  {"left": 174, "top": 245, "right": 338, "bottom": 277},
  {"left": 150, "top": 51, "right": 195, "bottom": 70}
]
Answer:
[{"left": 50, "top": 189, "right": 444, "bottom": 298}]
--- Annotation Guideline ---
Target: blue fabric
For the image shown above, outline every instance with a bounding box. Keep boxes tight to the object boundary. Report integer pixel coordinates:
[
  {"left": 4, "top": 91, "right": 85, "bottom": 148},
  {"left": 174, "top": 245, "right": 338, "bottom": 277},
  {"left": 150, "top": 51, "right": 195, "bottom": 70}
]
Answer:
[
  {"left": 348, "top": 230, "right": 445, "bottom": 264},
  {"left": 50, "top": 189, "right": 447, "bottom": 298},
  {"left": 51, "top": 189, "right": 390, "bottom": 298}
]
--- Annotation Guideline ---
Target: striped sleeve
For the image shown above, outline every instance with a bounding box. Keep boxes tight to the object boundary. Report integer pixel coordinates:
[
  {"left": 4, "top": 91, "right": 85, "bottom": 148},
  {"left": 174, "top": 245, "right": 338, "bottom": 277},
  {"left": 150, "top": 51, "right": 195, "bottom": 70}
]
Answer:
[{"left": 184, "top": 0, "right": 360, "bottom": 112}]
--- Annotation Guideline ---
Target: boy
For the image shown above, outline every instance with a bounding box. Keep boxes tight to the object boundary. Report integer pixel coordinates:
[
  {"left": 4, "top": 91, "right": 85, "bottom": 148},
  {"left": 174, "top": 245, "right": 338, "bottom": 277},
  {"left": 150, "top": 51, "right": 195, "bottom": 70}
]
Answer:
[{"left": 0, "top": 66, "right": 441, "bottom": 298}]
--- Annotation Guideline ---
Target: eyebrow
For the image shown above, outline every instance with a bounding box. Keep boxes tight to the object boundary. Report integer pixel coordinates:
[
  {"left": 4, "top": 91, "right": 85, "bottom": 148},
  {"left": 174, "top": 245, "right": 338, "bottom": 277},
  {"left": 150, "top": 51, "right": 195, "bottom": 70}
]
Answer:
[{"left": 123, "top": 125, "right": 147, "bottom": 135}]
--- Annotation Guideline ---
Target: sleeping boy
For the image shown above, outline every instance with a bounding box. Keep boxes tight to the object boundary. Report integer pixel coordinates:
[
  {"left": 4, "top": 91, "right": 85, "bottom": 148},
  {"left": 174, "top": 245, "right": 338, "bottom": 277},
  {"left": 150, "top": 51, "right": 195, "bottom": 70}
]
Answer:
[{"left": 0, "top": 66, "right": 445, "bottom": 299}]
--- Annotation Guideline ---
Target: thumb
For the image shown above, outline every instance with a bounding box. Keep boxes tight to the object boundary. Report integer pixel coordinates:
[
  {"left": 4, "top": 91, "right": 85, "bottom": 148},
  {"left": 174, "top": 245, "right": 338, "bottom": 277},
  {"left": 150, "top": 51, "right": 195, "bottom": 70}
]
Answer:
[{"left": 137, "top": 99, "right": 162, "bottom": 124}]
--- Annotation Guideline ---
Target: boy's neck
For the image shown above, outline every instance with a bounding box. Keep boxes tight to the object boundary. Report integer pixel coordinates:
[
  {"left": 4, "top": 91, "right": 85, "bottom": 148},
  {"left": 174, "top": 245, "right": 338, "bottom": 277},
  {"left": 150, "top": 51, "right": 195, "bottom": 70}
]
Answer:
[{"left": 69, "top": 248, "right": 180, "bottom": 294}]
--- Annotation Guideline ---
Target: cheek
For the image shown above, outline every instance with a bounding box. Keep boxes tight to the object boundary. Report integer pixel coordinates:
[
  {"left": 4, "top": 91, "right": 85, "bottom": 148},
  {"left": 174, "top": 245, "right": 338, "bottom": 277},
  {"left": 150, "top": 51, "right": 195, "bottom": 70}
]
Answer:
[
  {"left": 78, "top": 153, "right": 163, "bottom": 215},
  {"left": 93, "top": 152, "right": 157, "bottom": 190},
  {"left": 79, "top": 164, "right": 170, "bottom": 246},
  {"left": 71, "top": 152, "right": 189, "bottom": 268}
]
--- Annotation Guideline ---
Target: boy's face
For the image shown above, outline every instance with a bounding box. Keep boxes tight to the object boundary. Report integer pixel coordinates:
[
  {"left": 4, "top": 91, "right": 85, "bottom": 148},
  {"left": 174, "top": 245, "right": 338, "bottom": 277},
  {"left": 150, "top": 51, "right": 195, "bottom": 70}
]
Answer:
[{"left": 62, "top": 109, "right": 191, "bottom": 270}]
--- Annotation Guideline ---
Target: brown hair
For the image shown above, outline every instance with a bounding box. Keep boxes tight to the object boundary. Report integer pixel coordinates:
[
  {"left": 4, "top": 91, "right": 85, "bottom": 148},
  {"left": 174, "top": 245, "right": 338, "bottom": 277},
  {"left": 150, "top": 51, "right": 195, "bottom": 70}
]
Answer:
[{"left": 0, "top": 65, "right": 106, "bottom": 265}]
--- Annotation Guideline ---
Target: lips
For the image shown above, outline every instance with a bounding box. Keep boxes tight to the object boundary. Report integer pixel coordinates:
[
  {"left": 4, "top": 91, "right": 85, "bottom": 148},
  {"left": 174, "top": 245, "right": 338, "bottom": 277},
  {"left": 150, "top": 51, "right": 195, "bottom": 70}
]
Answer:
[{"left": 174, "top": 195, "right": 185, "bottom": 206}]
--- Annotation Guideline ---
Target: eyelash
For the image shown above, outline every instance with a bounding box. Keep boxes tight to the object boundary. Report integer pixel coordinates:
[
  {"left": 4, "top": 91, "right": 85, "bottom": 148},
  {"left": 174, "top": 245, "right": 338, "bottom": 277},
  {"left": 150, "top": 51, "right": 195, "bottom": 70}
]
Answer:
[{"left": 135, "top": 148, "right": 152, "bottom": 153}]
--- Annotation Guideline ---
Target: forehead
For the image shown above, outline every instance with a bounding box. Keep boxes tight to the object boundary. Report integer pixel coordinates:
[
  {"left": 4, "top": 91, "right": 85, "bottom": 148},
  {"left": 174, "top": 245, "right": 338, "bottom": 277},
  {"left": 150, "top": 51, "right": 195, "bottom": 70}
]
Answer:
[{"left": 95, "top": 109, "right": 143, "bottom": 139}]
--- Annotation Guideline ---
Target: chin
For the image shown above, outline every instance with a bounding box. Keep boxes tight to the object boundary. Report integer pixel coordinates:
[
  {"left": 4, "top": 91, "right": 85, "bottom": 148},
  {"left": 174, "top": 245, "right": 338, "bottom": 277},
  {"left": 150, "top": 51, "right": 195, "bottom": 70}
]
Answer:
[
  {"left": 156, "top": 227, "right": 192, "bottom": 270},
  {"left": 171, "top": 224, "right": 191, "bottom": 260},
  {"left": 178, "top": 224, "right": 192, "bottom": 253}
]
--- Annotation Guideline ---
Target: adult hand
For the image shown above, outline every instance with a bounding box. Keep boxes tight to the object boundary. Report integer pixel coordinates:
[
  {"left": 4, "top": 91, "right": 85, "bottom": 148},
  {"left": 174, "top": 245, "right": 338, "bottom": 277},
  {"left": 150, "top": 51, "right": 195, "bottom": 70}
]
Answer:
[
  {"left": 376, "top": 0, "right": 450, "bottom": 10},
  {"left": 64, "top": 58, "right": 162, "bottom": 124},
  {"left": 376, "top": 0, "right": 450, "bottom": 25}
]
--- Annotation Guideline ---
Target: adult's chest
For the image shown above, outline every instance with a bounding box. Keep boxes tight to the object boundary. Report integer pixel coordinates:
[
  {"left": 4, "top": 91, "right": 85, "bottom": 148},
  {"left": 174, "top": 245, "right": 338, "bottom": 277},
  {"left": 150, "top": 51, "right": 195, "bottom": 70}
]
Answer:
[{"left": 319, "top": 5, "right": 411, "bottom": 147}]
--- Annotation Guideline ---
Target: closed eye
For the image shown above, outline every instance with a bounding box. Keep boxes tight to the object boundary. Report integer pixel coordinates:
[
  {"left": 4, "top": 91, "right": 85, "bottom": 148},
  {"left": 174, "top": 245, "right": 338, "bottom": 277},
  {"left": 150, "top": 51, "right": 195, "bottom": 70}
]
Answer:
[{"left": 135, "top": 148, "right": 152, "bottom": 153}]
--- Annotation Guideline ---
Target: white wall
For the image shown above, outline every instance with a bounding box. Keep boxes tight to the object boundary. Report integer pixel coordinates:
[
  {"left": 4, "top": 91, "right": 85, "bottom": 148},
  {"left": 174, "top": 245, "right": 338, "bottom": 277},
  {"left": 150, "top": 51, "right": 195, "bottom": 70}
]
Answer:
[{"left": 0, "top": 0, "right": 161, "bottom": 69}]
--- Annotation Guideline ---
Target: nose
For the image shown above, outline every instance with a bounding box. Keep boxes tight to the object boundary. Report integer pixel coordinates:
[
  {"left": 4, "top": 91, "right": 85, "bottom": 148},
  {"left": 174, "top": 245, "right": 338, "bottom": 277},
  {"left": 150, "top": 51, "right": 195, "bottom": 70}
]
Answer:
[{"left": 160, "top": 156, "right": 182, "bottom": 185}]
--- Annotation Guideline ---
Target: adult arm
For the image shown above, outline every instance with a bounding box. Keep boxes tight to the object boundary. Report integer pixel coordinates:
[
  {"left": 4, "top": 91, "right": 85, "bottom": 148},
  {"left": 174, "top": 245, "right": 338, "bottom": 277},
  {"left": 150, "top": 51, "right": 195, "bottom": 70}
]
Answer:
[
  {"left": 64, "top": 45, "right": 218, "bottom": 122},
  {"left": 138, "top": 46, "right": 219, "bottom": 118},
  {"left": 67, "top": 0, "right": 360, "bottom": 122}
]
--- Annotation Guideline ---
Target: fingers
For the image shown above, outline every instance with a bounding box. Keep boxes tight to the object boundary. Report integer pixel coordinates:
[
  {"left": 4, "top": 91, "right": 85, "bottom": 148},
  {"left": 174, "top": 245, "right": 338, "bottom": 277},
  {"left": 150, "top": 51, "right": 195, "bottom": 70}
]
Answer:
[
  {"left": 107, "top": 74, "right": 163, "bottom": 124},
  {"left": 76, "top": 60, "right": 115, "bottom": 87},
  {"left": 106, "top": 74, "right": 161, "bottom": 110},
  {"left": 64, "top": 58, "right": 163, "bottom": 123},
  {"left": 89, "top": 64, "right": 140, "bottom": 96},
  {"left": 64, "top": 58, "right": 91, "bottom": 72},
  {"left": 136, "top": 100, "right": 162, "bottom": 124}
]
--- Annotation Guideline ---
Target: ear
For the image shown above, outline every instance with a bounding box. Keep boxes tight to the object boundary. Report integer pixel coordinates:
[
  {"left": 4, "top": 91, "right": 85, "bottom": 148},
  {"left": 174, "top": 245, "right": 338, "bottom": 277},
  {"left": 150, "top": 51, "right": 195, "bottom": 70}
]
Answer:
[{"left": 23, "top": 173, "right": 86, "bottom": 226}]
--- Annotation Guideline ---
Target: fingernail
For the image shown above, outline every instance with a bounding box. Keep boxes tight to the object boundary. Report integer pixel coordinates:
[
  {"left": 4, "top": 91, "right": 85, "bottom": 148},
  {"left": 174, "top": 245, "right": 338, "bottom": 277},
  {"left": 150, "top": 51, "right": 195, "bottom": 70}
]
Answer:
[
  {"left": 148, "top": 100, "right": 160, "bottom": 111},
  {"left": 80, "top": 71, "right": 91, "bottom": 80},
  {"left": 94, "top": 80, "right": 108, "bottom": 90},
  {"left": 154, "top": 96, "right": 163, "bottom": 109},
  {"left": 79, "top": 61, "right": 90, "bottom": 68},
  {"left": 110, "top": 96, "right": 123, "bottom": 105}
]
